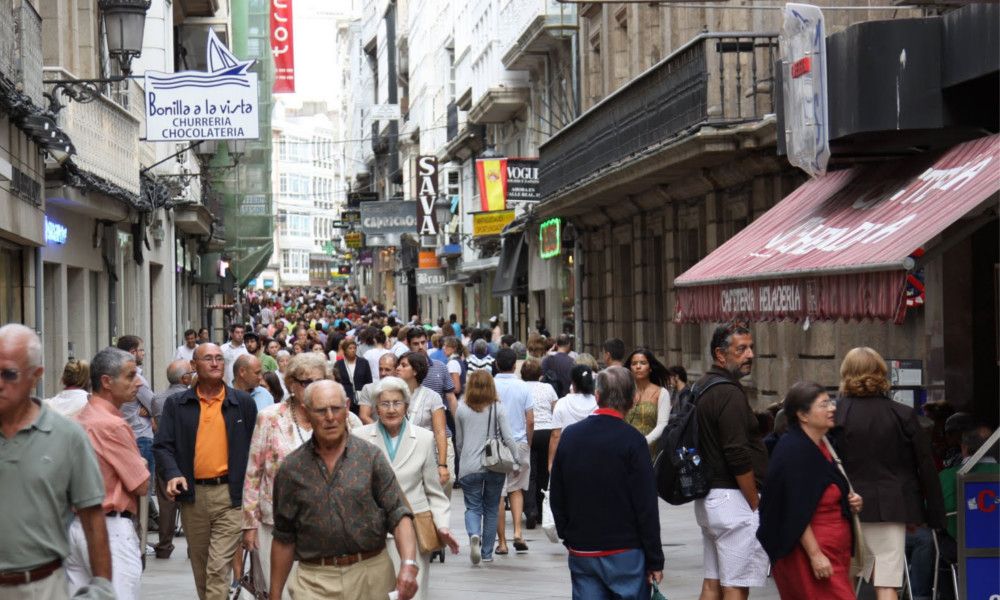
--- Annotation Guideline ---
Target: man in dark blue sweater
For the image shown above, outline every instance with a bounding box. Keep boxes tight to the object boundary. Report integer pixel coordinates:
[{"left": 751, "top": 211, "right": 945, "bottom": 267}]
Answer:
[{"left": 550, "top": 366, "right": 665, "bottom": 599}]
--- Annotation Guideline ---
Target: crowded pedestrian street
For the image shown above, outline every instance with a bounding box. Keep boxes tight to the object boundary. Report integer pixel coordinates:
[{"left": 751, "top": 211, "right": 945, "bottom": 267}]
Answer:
[
  {"left": 1, "top": 0, "right": 999, "bottom": 599},
  {"left": 141, "top": 493, "right": 781, "bottom": 600}
]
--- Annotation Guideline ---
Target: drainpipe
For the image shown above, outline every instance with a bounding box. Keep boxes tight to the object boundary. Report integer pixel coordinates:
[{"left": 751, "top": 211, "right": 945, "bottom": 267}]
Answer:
[
  {"left": 573, "top": 233, "right": 583, "bottom": 349},
  {"left": 34, "top": 246, "right": 43, "bottom": 398},
  {"left": 570, "top": 31, "right": 580, "bottom": 117}
]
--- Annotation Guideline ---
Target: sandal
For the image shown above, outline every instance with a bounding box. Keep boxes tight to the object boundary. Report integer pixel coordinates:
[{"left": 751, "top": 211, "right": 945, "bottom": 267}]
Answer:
[
  {"left": 495, "top": 545, "right": 509, "bottom": 555},
  {"left": 513, "top": 537, "right": 529, "bottom": 552}
]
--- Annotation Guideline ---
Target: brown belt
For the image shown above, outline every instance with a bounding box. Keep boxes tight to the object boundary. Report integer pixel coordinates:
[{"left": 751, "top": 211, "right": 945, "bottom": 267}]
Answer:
[
  {"left": 0, "top": 559, "right": 62, "bottom": 586},
  {"left": 301, "top": 549, "right": 382, "bottom": 567}
]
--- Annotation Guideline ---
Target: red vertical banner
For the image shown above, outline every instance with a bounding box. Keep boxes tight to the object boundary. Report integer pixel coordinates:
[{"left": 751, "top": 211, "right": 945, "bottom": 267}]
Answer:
[{"left": 271, "top": 0, "right": 295, "bottom": 93}]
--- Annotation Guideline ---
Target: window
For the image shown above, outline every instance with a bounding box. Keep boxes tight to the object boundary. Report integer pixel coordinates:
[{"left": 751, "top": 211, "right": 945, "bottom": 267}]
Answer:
[
  {"left": 280, "top": 137, "right": 310, "bottom": 163},
  {"left": 617, "top": 244, "right": 634, "bottom": 347},
  {"left": 279, "top": 174, "right": 310, "bottom": 200},
  {"left": 281, "top": 249, "right": 309, "bottom": 275}
]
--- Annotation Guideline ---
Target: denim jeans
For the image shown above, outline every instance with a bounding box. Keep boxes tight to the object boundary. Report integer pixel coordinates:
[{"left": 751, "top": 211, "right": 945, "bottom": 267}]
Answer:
[
  {"left": 459, "top": 470, "right": 506, "bottom": 559},
  {"left": 568, "top": 548, "right": 650, "bottom": 600},
  {"left": 136, "top": 437, "right": 155, "bottom": 497},
  {"left": 906, "top": 527, "right": 934, "bottom": 599}
]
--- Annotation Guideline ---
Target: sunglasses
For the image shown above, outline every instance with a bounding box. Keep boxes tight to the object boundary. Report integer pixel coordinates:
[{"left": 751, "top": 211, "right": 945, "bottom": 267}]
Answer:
[
  {"left": 294, "top": 377, "right": 319, "bottom": 387},
  {"left": 0, "top": 368, "right": 21, "bottom": 382}
]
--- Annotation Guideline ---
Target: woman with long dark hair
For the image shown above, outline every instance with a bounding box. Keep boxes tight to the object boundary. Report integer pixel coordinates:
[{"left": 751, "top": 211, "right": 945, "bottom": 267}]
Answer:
[
  {"left": 757, "top": 381, "right": 863, "bottom": 599},
  {"left": 623, "top": 348, "right": 672, "bottom": 456}
]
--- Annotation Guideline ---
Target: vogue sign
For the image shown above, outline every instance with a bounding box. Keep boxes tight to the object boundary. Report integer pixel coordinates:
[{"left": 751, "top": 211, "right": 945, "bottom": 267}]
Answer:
[{"left": 271, "top": 0, "right": 295, "bottom": 93}]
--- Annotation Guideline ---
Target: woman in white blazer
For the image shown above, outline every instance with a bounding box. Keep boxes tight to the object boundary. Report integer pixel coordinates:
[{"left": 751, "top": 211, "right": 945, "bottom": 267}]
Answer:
[{"left": 352, "top": 377, "right": 459, "bottom": 599}]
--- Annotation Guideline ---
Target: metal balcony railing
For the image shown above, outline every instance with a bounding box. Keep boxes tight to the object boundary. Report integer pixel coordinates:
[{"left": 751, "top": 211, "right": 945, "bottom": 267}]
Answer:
[{"left": 539, "top": 33, "right": 778, "bottom": 199}]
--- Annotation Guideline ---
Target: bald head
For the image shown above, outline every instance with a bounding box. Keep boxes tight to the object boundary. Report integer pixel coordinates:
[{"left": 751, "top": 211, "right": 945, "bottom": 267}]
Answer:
[
  {"left": 192, "top": 343, "right": 224, "bottom": 385},
  {"left": 233, "top": 354, "right": 263, "bottom": 392},
  {"left": 166, "top": 359, "right": 191, "bottom": 385}
]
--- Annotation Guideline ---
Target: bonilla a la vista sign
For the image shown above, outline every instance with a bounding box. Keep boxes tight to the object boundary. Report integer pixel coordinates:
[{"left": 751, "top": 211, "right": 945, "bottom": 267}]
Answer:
[{"left": 144, "top": 30, "right": 259, "bottom": 142}]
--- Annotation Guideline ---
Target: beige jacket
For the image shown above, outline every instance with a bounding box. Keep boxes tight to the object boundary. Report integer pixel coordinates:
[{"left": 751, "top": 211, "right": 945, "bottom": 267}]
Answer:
[{"left": 353, "top": 422, "right": 451, "bottom": 529}]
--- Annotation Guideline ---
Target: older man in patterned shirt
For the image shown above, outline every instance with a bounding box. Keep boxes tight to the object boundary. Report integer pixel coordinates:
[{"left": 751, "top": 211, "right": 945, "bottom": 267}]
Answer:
[{"left": 269, "top": 380, "right": 419, "bottom": 600}]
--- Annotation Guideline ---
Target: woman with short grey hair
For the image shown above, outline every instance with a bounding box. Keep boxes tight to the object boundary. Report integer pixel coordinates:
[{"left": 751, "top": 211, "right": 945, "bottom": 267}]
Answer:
[{"left": 353, "top": 376, "right": 458, "bottom": 598}]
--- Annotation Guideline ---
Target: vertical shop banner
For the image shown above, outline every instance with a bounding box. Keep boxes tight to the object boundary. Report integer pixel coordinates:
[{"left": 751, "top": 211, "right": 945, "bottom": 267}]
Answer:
[
  {"left": 476, "top": 159, "right": 507, "bottom": 211},
  {"left": 416, "top": 155, "right": 439, "bottom": 235},
  {"left": 271, "top": 0, "right": 295, "bottom": 93}
]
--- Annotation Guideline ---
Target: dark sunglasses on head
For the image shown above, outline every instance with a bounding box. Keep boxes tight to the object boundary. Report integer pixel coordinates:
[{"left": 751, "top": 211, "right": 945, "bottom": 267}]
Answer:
[{"left": 294, "top": 377, "right": 318, "bottom": 387}]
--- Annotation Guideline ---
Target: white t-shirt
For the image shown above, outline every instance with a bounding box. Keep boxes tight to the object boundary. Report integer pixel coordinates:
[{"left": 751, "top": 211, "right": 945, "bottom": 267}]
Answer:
[
  {"left": 174, "top": 344, "right": 195, "bottom": 362},
  {"left": 221, "top": 341, "right": 250, "bottom": 385},
  {"left": 391, "top": 340, "right": 409, "bottom": 357},
  {"left": 526, "top": 381, "right": 559, "bottom": 430},
  {"left": 364, "top": 347, "right": 391, "bottom": 382},
  {"left": 551, "top": 393, "right": 597, "bottom": 429},
  {"left": 446, "top": 357, "right": 462, "bottom": 376},
  {"left": 407, "top": 387, "right": 445, "bottom": 431}
]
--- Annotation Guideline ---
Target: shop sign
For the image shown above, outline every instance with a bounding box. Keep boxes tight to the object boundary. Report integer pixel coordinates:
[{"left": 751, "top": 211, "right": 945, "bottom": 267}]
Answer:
[
  {"left": 271, "top": 0, "right": 295, "bottom": 93},
  {"left": 240, "top": 194, "right": 267, "bottom": 215},
  {"left": 476, "top": 158, "right": 540, "bottom": 211},
  {"left": 472, "top": 210, "right": 515, "bottom": 238},
  {"left": 342, "top": 209, "right": 361, "bottom": 224},
  {"left": 505, "top": 158, "right": 540, "bottom": 203},
  {"left": 263, "top": 278, "right": 275, "bottom": 288},
  {"left": 345, "top": 231, "right": 364, "bottom": 249},
  {"left": 370, "top": 104, "right": 401, "bottom": 120},
  {"left": 416, "top": 155, "right": 440, "bottom": 235},
  {"left": 418, "top": 251, "right": 440, "bottom": 269},
  {"left": 539, "top": 217, "right": 561, "bottom": 259},
  {"left": 360, "top": 201, "right": 417, "bottom": 236},
  {"left": 780, "top": 4, "right": 829, "bottom": 177},
  {"left": 416, "top": 268, "right": 446, "bottom": 287},
  {"left": 44, "top": 217, "right": 67, "bottom": 245},
  {"left": 144, "top": 30, "right": 259, "bottom": 142},
  {"left": 338, "top": 264, "right": 351, "bottom": 275}
]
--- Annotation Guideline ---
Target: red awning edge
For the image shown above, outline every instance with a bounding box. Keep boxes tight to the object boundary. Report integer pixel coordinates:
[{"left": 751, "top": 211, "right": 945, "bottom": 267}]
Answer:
[{"left": 674, "top": 271, "right": 909, "bottom": 325}]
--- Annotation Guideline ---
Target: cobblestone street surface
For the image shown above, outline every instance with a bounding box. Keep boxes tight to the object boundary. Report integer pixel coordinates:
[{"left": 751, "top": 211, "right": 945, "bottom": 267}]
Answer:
[{"left": 142, "top": 493, "right": 779, "bottom": 599}]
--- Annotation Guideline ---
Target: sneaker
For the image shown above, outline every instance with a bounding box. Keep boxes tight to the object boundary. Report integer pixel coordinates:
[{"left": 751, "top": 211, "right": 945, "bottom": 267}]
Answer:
[
  {"left": 481, "top": 556, "right": 494, "bottom": 563},
  {"left": 470, "top": 535, "right": 482, "bottom": 565}
]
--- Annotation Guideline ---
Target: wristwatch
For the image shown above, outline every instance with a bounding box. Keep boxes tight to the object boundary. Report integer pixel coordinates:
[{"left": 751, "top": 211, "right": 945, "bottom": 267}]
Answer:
[
  {"left": 401, "top": 559, "right": 420, "bottom": 570},
  {"left": 437, "top": 463, "right": 448, "bottom": 468}
]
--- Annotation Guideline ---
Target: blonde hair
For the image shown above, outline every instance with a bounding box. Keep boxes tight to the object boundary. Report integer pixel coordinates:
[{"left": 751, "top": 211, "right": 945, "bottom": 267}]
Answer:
[
  {"left": 839, "top": 347, "right": 891, "bottom": 397},
  {"left": 62, "top": 359, "right": 91, "bottom": 391},
  {"left": 464, "top": 370, "right": 498, "bottom": 412},
  {"left": 575, "top": 353, "right": 599, "bottom": 371}
]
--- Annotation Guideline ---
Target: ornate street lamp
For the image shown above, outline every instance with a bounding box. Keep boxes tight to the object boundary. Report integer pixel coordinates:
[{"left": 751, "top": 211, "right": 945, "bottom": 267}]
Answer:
[
  {"left": 43, "top": 0, "right": 152, "bottom": 114},
  {"left": 100, "top": 0, "right": 153, "bottom": 78}
]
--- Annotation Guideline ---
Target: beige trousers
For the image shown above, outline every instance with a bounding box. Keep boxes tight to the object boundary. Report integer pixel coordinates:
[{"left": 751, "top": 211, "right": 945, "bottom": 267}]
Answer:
[
  {"left": 0, "top": 568, "right": 69, "bottom": 600},
  {"left": 292, "top": 549, "right": 395, "bottom": 600},
  {"left": 258, "top": 523, "right": 295, "bottom": 600},
  {"left": 179, "top": 483, "right": 243, "bottom": 600}
]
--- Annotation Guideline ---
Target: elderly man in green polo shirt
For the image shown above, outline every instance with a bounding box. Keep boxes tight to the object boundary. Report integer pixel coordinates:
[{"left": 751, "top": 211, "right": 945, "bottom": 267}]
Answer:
[{"left": 0, "top": 324, "right": 112, "bottom": 600}]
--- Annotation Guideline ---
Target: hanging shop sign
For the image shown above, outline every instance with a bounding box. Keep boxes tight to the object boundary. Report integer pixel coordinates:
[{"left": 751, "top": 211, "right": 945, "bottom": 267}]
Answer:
[
  {"left": 345, "top": 231, "right": 364, "bottom": 249},
  {"left": 539, "top": 217, "right": 561, "bottom": 259},
  {"left": 271, "top": 0, "right": 295, "bottom": 93},
  {"left": 342, "top": 209, "right": 361, "bottom": 224},
  {"left": 144, "top": 30, "right": 259, "bottom": 141},
  {"left": 415, "top": 268, "right": 447, "bottom": 287},
  {"left": 418, "top": 251, "right": 440, "bottom": 269},
  {"left": 358, "top": 249, "right": 374, "bottom": 266},
  {"left": 476, "top": 157, "right": 540, "bottom": 211},
  {"left": 416, "top": 155, "right": 440, "bottom": 235},
  {"left": 472, "top": 210, "right": 515, "bottom": 238},
  {"left": 338, "top": 264, "right": 351, "bottom": 275},
  {"left": 780, "top": 3, "right": 829, "bottom": 177},
  {"left": 360, "top": 201, "right": 417, "bottom": 236},
  {"left": 44, "top": 217, "right": 67, "bottom": 245}
]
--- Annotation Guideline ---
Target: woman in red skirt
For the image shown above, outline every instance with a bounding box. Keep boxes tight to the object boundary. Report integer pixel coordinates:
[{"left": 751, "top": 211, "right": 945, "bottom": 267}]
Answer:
[{"left": 757, "top": 382, "right": 864, "bottom": 599}]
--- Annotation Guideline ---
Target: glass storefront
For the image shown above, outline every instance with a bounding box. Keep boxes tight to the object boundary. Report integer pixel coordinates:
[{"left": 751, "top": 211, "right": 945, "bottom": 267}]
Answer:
[{"left": 0, "top": 243, "right": 24, "bottom": 324}]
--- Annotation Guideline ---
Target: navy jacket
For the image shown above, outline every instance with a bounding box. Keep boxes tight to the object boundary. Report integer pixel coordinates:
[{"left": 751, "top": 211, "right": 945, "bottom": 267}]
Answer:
[
  {"left": 334, "top": 357, "right": 373, "bottom": 403},
  {"left": 152, "top": 385, "right": 257, "bottom": 507},
  {"left": 550, "top": 413, "right": 665, "bottom": 571}
]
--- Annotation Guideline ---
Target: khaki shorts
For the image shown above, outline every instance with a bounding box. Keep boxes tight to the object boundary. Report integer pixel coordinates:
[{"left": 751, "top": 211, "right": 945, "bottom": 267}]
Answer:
[{"left": 503, "top": 442, "right": 531, "bottom": 493}]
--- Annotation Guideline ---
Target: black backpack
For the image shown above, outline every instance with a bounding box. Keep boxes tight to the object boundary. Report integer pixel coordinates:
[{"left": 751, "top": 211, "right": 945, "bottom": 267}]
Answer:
[
  {"left": 653, "top": 374, "right": 736, "bottom": 505},
  {"left": 540, "top": 369, "right": 567, "bottom": 398}
]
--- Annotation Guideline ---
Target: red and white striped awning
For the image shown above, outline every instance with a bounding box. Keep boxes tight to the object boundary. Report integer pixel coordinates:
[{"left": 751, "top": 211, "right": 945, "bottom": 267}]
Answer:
[{"left": 675, "top": 134, "right": 1000, "bottom": 324}]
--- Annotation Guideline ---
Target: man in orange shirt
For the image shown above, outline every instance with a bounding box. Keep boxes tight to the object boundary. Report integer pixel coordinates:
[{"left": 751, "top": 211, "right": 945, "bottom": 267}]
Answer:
[
  {"left": 67, "top": 347, "right": 150, "bottom": 599},
  {"left": 154, "top": 343, "right": 258, "bottom": 599}
]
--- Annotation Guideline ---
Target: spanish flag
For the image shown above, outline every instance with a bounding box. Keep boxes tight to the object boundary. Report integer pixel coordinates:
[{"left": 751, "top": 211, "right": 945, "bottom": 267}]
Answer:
[{"left": 476, "top": 158, "right": 507, "bottom": 212}]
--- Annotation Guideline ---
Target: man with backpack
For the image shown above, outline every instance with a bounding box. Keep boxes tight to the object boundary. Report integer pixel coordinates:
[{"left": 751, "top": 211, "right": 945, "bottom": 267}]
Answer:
[{"left": 693, "top": 324, "right": 769, "bottom": 600}]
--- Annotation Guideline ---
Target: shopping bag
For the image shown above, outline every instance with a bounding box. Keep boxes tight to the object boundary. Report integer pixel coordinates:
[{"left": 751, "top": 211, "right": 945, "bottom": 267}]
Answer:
[
  {"left": 651, "top": 582, "right": 668, "bottom": 600},
  {"left": 541, "top": 490, "right": 559, "bottom": 543}
]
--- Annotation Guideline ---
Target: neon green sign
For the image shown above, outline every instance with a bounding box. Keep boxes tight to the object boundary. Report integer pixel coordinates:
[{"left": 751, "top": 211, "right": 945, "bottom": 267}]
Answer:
[{"left": 539, "top": 218, "right": 561, "bottom": 259}]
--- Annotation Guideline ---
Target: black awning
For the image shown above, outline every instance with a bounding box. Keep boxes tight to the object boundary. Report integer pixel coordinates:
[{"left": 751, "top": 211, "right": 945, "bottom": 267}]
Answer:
[{"left": 492, "top": 232, "right": 527, "bottom": 296}]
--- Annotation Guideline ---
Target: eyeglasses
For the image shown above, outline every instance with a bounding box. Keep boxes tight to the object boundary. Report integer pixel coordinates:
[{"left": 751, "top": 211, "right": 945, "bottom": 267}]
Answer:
[
  {"left": 294, "top": 377, "right": 318, "bottom": 387},
  {"left": 198, "top": 356, "right": 225, "bottom": 363},
  {"left": 817, "top": 399, "right": 838, "bottom": 409},
  {"left": 0, "top": 368, "right": 21, "bottom": 382},
  {"left": 377, "top": 400, "right": 406, "bottom": 410},
  {"left": 309, "top": 405, "right": 346, "bottom": 417}
]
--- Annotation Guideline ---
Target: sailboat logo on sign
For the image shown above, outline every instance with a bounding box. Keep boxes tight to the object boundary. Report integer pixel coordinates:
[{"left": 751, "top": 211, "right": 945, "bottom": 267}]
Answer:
[{"left": 144, "top": 30, "right": 260, "bottom": 142}]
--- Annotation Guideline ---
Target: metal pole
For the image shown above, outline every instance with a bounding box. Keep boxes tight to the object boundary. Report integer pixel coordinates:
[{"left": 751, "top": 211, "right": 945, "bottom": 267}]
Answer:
[
  {"left": 573, "top": 235, "right": 583, "bottom": 350},
  {"left": 34, "top": 246, "right": 44, "bottom": 398}
]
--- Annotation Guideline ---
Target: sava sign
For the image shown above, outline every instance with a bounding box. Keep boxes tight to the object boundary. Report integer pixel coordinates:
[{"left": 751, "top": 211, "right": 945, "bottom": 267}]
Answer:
[
  {"left": 416, "top": 155, "right": 439, "bottom": 236},
  {"left": 144, "top": 30, "right": 259, "bottom": 141}
]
